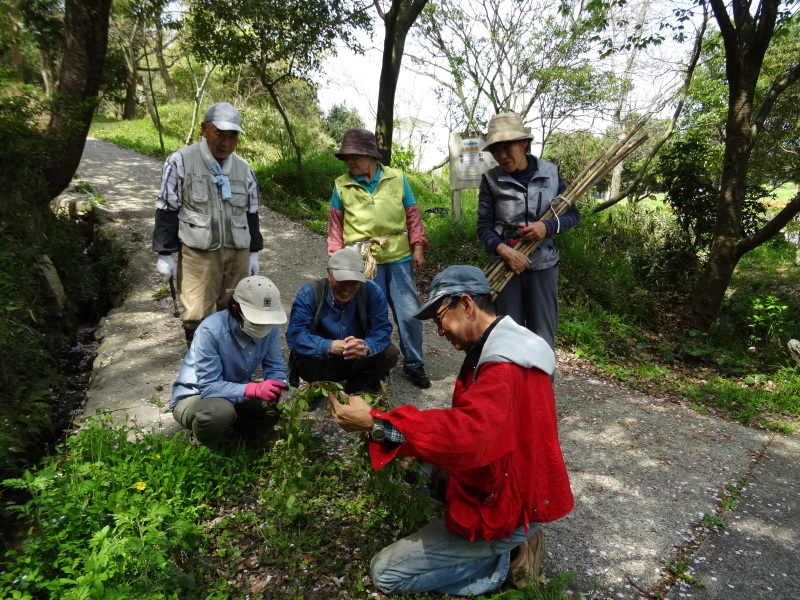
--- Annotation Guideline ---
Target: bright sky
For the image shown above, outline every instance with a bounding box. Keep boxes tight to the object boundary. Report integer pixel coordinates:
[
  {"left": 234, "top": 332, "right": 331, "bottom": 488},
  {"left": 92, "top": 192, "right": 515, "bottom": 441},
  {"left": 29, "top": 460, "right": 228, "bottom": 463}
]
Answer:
[
  {"left": 315, "top": 1, "right": 694, "bottom": 171},
  {"left": 317, "top": 40, "right": 451, "bottom": 171}
]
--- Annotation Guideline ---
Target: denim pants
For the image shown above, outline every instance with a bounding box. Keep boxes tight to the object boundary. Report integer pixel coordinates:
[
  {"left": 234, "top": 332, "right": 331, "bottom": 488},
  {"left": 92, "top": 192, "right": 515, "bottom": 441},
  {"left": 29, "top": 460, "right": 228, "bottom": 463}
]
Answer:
[
  {"left": 370, "top": 518, "right": 538, "bottom": 596},
  {"left": 373, "top": 260, "right": 424, "bottom": 368}
]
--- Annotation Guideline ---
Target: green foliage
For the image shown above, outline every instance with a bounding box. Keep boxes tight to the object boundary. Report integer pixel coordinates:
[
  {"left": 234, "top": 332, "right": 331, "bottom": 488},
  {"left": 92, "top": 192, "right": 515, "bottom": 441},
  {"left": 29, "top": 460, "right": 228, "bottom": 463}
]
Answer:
[
  {"left": 481, "top": 571, "right": 578, "bottom": 599},
  {"left": 257, "top": 151, "right": 342, "bottom": 234},
  {"left": 322, "top": 102, "right": 364, "bottom": 143},
  {"left": 746, "top": 295, "right": 790, "bottom": 350},
  {"left": 391, "top": 142, "right": 416, "bottom": 171},
  {"left": 0, "top": 90, "right": 128, "bottom": 478},
  {"left": 700, "top": 513, "right": 726, "bottom": 531},
  {"left": 2, "top": 413, "right": 247, "bottom": 598},
  {"left": 3, "top": 386, "right": 440, "bottom": 599},
  {"left": 187, "top": 0, "right": 370, "bottom": 92}
]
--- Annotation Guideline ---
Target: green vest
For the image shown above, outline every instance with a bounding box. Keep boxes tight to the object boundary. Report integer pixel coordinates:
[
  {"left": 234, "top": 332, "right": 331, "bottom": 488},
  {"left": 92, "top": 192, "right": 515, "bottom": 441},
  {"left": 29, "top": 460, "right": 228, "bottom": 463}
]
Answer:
[{"left": 334, "top": 165, "right": 411, "bottom": 264}]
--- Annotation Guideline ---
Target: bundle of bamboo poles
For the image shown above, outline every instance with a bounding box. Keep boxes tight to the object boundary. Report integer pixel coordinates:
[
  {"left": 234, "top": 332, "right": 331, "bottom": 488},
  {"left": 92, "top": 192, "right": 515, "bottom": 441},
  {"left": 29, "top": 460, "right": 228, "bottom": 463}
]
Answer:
[{"left": 484, "top": 119, "right": 650, "bottom": 299}]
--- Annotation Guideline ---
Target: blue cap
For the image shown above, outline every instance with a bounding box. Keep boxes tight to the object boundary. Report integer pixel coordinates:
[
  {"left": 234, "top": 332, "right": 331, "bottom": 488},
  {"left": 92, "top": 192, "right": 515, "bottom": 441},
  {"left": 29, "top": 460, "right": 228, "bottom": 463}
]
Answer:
[{"left": 414, "top": 265, "right": 491, "bottom": 320}]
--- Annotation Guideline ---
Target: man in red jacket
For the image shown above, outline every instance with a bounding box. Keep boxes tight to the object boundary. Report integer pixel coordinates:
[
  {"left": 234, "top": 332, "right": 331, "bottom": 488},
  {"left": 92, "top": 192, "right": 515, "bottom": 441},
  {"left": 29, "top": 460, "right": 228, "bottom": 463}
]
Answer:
[{"left": 328, "top": 265, "right": 573, "bottom": 596}]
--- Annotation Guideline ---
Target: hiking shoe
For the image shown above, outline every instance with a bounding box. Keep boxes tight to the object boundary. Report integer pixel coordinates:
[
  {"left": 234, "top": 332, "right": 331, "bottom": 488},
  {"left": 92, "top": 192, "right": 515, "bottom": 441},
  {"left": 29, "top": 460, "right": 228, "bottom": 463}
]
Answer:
[
  {"left": 509, "top": 528, "right": 545, "bottom": 588},
  {"left": 403, "top": 365, "right": 431, "bottom": 389},
  {"left": 789, "top": 339, "right": 800, "bottom": 367}
]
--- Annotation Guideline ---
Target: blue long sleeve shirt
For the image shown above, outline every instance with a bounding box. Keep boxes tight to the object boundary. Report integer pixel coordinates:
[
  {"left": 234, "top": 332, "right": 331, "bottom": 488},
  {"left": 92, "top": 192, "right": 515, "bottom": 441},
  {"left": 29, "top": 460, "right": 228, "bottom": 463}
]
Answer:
[
  {"left": 170, "top": 310, "right": 287, "bottom": 408},
  {"left": 285, "top": 279, "right": 393, "bottom": 360}
]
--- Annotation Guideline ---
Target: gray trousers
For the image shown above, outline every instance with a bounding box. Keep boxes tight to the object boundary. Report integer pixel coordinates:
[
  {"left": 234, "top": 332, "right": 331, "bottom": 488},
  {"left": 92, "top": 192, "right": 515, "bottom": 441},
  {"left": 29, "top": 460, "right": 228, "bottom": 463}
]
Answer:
[
  {"left": 172, "top": 395, "right": 279, "bottom": 449},
  {"left": 495, "top": 265, "right": 559, "bottom": 351}
]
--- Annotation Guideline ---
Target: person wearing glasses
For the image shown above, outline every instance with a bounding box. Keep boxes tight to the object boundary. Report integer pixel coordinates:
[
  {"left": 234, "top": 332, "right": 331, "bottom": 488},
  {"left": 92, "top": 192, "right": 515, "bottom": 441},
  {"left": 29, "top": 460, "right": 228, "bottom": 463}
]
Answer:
[
  {"left": 152, "top": 102, "right": 264, "bottom": 346},
  {"left": 477, "top": 112, "right": 580, "bottom": 352},
  {"left": 327, "top": 265, "right": 573, "bottom": 595}
]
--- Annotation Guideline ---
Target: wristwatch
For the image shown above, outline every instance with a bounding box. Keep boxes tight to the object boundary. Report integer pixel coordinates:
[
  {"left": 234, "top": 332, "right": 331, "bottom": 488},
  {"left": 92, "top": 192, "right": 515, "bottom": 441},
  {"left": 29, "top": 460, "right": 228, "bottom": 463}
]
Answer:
[{"left": 370, "top": 421, "right": 386, "bottom": 441}]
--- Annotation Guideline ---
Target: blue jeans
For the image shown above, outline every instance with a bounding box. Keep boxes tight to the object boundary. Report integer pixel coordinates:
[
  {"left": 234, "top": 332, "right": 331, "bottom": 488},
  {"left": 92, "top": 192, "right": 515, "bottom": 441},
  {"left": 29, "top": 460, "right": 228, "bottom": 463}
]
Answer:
[
  {"left": 373, "top": 260, "right": 424, "bottom": 368},
  {"left": 370, "top": 518, "right": 538, "bottom": 596}
]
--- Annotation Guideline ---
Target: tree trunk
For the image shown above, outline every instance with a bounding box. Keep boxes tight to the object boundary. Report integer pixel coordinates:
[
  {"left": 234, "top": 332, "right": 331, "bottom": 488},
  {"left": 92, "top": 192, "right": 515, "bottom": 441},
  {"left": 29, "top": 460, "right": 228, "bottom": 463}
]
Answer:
[
  {"left": 123, "top": 67, "right": 138, "bottom": 119},
  {"left": 264, "top": 80, "right": 303, "bottom": 172},
  {"left": 10, "top": 7, "right": 23, "bottom": 81},
  {"left": 45, "top": 0, "right": 113, "bottom": 199},
  {"left": 155, "top": 21, "right": 178, "bottom": 104},
  {"left": 374, "top": 0, "right": 428, "bottom": 165},
  {"left": 689, "top": 0, "right": 779, "bottom": 328}
]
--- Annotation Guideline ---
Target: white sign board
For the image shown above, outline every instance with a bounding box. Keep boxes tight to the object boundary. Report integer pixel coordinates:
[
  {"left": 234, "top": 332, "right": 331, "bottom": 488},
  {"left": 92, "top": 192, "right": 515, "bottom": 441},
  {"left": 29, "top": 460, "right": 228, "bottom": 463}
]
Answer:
[
  {"left": 448, "top": 132, "right": 497, "bottom": 221},
  {"left": 448, "top": 133, "right": 497, "bottom": 191}
]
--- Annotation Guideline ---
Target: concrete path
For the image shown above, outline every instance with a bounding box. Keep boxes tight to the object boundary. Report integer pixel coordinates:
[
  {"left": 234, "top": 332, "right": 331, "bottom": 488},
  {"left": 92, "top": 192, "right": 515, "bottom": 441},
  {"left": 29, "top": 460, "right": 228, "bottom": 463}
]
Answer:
[{"left": 76, "top": 138, "right": 798, "bottom": 599}]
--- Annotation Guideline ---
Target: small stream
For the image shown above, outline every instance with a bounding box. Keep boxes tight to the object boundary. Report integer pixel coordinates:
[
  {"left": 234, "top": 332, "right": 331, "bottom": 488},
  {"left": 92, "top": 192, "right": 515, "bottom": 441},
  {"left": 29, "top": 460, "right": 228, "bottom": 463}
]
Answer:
[{"left": 0, "top": 324, "right": 99, "bottom": 559}]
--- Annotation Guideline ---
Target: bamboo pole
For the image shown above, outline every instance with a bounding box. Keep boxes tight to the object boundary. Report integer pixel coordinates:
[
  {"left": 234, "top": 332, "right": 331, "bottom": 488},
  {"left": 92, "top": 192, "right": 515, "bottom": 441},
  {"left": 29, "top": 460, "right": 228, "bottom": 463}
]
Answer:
[{"left": 484, "top": 119, "right": 650, "bottom": 299}]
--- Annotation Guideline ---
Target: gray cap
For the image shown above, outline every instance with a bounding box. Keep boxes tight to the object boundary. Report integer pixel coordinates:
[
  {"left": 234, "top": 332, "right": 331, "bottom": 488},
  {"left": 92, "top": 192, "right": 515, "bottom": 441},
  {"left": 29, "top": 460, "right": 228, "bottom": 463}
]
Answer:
[
  {"left": 328, "top": 248, "right": 366, "bottom": 282},
  {"left": 203, "top": 102, "right": 244, "bottom": 133},
  {"left": 414, "top": 265, "right": 491, "bottom": 320},
  {"left": 233, "top": 276, "right": 287, "bottom": 325}
]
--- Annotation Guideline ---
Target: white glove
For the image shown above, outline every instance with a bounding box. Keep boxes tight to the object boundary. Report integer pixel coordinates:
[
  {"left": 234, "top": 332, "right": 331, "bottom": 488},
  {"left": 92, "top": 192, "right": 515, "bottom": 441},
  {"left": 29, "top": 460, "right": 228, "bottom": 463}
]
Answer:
[
  {"left": 156, "top": 255, "right": 177, "bottom": 282},
  {"left": 249, "top": 252, "right": 259, "bottom": 276}
]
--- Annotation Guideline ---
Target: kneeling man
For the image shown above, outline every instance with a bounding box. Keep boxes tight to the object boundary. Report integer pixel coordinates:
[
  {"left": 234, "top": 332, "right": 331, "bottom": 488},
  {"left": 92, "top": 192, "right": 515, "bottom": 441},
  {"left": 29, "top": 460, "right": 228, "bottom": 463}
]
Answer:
[{"left": 328, "top": 265, "right": 573, "bottom": 595}]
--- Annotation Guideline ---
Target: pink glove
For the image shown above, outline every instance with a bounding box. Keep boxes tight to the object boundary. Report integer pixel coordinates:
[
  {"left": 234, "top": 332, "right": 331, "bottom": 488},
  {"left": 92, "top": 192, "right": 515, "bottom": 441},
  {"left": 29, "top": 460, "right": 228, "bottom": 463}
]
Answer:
[{"left": 245, "top": 380, "right": 287, "bottom": 402}]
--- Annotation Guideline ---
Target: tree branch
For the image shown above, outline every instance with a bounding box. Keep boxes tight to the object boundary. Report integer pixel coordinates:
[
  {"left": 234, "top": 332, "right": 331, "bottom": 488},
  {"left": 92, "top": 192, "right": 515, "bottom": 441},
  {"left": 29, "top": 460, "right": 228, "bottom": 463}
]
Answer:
[{"left": 736, "top": 192, "right": 800, "bottom": 256}]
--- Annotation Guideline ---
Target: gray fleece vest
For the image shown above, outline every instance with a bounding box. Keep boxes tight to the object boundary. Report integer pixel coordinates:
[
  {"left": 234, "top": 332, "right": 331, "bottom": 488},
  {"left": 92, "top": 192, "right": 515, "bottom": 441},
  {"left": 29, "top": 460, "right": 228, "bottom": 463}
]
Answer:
[
  {"left": 483, "top": 158, "right": 561, "bottom": 270},
  {"left": 177, "top": 143, "right": 251, "bottom": 251}
]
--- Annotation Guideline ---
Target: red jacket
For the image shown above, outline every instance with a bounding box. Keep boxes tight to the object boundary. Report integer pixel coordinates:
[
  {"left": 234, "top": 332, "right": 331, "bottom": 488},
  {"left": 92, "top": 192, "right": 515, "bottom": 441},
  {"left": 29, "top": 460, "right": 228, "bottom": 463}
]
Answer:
[{"left": 369, "top": 317, "right": 573, "bottom": 541}]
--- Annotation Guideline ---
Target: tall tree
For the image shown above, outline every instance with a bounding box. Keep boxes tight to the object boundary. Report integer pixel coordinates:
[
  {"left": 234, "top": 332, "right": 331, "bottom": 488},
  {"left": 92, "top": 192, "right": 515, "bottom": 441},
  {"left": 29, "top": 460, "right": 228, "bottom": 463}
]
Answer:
[
  {"left": 690, "top": 0, "right": 800, "bottom": 328},
  {"left": 373, "top": 0, "right": 428, "bottom": 164},
  {"left": 45, "top": 0, "right": 113, "bottom": 198},
  {"left": 188, "top": 0, "right": 369, "bottom": 171},
  {"left": 410, "top": 0, "right": 614, "bottom": 149}
]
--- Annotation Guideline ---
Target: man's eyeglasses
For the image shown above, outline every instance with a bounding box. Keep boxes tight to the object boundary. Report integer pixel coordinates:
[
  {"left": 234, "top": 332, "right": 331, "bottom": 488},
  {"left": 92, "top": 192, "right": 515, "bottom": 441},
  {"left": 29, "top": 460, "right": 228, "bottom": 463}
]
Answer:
[{"left": 433, "top": 298, "right": 455, "bottom": 328}]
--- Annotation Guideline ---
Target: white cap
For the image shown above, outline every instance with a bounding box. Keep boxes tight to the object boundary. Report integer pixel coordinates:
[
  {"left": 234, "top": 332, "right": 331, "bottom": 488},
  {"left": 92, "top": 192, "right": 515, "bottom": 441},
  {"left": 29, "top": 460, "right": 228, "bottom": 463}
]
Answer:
[{"left": 233, "top": 277, "right": 287, "bottom": 325}]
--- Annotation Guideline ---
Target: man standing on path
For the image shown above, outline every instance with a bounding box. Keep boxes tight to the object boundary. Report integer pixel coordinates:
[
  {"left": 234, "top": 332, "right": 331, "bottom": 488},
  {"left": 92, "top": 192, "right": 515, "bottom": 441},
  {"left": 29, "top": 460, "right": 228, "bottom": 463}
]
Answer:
[
  {"left": 152, "top": 102, "right": 264, "bottom": 345},
  {"left": 328, "top": 265, "right": 573, "bottom": 595},
  {"left": 285, "top": 248, "right": 398, "bottom": 394}
]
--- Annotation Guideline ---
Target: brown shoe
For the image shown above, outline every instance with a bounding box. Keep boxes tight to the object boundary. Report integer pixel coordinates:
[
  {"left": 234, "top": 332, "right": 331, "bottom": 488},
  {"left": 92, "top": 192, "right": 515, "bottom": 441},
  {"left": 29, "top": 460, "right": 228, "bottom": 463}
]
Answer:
[{"left": 509, "top": 528, "right": 545, "bottom": 588}]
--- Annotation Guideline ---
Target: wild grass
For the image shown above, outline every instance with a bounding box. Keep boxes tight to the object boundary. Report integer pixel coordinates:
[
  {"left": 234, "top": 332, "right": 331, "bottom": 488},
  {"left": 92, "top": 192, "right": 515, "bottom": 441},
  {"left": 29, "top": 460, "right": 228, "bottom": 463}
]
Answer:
[{"left": 6, "top": 394, "right": 578, "bottom": 600}]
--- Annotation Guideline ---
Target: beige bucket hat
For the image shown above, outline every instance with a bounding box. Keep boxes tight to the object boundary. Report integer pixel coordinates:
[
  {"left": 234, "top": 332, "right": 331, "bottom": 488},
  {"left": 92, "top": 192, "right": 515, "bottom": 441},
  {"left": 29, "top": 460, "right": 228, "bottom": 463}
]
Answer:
[{"left": 483, "top": 113, "right": 533, "bottom": 152}]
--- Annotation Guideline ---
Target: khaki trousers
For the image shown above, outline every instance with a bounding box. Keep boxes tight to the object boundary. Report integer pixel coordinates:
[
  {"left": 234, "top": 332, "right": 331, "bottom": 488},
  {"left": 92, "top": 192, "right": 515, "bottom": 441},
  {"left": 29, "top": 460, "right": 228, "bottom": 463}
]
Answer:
[
  {"left": 178, "top": 245, "right": 249, "bottom": 332},
  {"left": 172, "top": 394, "right": 280, "bottom": 450}
]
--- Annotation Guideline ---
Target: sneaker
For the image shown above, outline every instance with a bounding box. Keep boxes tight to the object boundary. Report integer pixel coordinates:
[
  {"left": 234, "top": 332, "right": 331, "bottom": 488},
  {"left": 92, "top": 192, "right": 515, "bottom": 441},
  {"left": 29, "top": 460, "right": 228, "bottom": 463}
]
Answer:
[
  {"left": 508, "top": 528, "right": 545, "bottom": 588},
  {"left": 789, "top": 339, "right": 800, "bottom": 367},
  {"left": 403, "top": 364, "right": 431, "bottom": 389}
]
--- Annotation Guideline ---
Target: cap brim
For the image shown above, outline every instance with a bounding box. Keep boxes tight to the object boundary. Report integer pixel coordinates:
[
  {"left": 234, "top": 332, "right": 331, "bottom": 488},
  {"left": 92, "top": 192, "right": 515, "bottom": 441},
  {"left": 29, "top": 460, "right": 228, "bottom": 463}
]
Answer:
[
  {"left": 330, "top": 269, "right": 366, "bottom": 283},
  {"left": 239, "top": 303, "right": 287, "bottom": 325},
  {"left": 212, "top": 120, "right": 244, "bottom": 134},
  {"left": 413, "top": 291, "right": 448, "bottom": 320}
]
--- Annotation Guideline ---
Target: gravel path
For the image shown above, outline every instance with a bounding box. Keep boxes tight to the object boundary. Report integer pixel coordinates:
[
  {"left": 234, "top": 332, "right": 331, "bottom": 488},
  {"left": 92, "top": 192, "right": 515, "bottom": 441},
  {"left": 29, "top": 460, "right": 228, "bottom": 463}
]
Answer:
[{"left": 76, "top": 138, "right": 795, "bottom": 599}]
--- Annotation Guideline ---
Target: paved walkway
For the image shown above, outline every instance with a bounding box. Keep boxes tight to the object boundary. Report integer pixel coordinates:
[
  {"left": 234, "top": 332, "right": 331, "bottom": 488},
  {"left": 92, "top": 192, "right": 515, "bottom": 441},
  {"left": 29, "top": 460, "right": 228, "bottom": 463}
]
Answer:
[{"left": 76, "top": 139, "right": 799, "bottom": 599}]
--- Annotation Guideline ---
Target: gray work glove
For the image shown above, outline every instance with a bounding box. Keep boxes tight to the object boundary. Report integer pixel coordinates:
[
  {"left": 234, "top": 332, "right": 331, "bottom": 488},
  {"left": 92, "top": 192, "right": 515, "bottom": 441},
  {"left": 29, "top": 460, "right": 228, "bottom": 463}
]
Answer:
[{"left": 156, "top": 254, "right": 177, "bottom": 282}]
